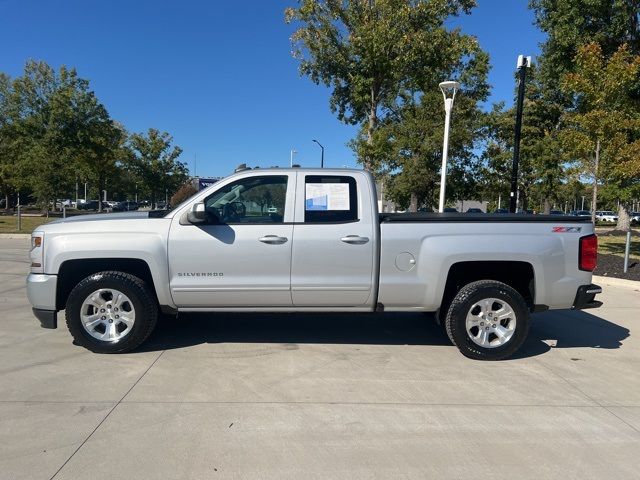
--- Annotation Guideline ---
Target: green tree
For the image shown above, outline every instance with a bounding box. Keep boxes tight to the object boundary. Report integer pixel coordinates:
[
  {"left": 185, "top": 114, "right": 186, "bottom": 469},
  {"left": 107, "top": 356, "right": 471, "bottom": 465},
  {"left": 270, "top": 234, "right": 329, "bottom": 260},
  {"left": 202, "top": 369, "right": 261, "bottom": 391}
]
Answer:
[
  {"left": 561, "top": 43, "right": 640, "bottom": 227},
  {"left": 0, "top": 72, "right": 19, "bottom": 208},
  {"left": 126, "top": 129, "right": 188, "bottom": 208},
  {"left": 358, "top": 77, "right": 488, "bottom": 211},
  {"left": 530, "top": 0, "right": 640, "bottom": 88},
  {"left": 488, "top": 0, "right": 640, "bottom": 216},
  {"left": 5, "top": 61, "right": 123, "bottom": 211},
  {"left": 285, "top": 0, "right": 480, "bottom": 170},
  {"left": 482, "top": 65, "right": 566, "bottom": 213}
]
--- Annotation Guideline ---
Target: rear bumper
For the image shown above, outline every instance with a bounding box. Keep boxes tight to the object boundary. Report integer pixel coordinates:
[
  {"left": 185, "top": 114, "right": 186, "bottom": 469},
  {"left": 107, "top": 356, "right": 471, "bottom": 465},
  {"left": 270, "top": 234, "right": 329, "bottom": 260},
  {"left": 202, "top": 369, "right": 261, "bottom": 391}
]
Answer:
[
  {"left": 33, "top": 308, "right": 57, "bottom": 329},
  {"left": 572, "top": 284, "right": 603, "bottom": 310}
]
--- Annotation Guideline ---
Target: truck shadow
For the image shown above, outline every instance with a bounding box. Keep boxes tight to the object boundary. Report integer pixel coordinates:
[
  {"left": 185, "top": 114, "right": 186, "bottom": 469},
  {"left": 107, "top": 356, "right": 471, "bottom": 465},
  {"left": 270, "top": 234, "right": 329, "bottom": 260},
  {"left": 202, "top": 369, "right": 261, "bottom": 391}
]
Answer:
[{"left": 139, "top": 309, "right": 629, "bottom": 359}]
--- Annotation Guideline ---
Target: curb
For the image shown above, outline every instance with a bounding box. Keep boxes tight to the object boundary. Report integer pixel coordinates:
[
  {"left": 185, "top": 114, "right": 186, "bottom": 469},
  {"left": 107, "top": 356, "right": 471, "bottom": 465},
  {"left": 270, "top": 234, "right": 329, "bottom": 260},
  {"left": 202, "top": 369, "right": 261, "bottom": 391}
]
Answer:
[
  {"left": 0, "top": 233, "right": 31, "bottom": 239},
  {"left": 593, "top": 275, "right": 640, "bottom": 290}
]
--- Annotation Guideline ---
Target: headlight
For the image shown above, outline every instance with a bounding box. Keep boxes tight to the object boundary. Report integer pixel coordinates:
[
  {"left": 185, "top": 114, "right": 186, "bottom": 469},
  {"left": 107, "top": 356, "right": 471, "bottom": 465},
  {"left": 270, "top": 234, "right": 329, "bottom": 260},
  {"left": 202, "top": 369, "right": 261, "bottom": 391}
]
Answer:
[{"left": 30, "top": 232, "right": 44, "bottom": 273}]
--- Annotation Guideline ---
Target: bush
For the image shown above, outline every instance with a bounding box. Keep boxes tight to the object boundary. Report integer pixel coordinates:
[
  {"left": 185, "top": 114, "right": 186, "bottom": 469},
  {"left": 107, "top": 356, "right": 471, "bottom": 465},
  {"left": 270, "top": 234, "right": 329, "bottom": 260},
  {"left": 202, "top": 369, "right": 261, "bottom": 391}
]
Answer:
[{"left": 170, "top": 182, "right": 198, "bottom": 207}]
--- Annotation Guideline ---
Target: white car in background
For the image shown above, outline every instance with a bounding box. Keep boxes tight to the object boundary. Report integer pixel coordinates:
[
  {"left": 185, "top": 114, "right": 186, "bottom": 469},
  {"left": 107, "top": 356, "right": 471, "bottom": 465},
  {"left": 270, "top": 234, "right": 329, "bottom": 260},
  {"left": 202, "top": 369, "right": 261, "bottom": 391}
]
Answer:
[{"left": 595, "top": 211, "right": 618, "bottom": 223}]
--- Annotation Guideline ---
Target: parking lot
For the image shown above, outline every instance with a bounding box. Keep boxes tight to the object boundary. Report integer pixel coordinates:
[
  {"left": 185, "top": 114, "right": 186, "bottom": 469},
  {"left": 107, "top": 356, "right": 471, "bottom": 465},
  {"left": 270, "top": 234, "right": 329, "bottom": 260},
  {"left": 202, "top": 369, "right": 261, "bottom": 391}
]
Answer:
[{"left": 1, "top": 237, "right": 639, "bottom": 479}]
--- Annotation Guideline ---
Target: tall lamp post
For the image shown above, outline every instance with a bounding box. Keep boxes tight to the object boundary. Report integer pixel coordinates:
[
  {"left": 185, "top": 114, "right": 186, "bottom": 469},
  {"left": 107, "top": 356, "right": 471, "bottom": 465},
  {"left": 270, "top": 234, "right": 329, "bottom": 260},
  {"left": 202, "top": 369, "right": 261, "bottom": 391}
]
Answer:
[
  {"left": 290, "top": 149, "right": 297, "bottom": 167},
  {"left": 509, "top": 54, "right": 531, "bottom": 213},
  {"left": 312, "top": 139, "right": 324, "bottom": 168},
  {"left": 438, "top": 81, "right": 460, "bottom": 213}
]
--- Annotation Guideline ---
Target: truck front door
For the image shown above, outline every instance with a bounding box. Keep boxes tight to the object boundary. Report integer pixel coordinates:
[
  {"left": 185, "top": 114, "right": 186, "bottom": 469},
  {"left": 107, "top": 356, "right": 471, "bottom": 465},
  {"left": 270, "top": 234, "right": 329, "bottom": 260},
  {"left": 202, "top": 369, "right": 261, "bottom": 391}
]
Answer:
[{"left": 168, "top": 173, "right": 295, "bottom": 307}]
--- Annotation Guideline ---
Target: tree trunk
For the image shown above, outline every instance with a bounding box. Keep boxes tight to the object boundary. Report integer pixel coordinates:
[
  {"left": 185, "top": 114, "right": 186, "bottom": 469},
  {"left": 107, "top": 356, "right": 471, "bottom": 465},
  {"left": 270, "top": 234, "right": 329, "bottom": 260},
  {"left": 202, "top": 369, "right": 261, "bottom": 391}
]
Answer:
[
  {"left": 616, "top": 203, "right": 631, "bottom": 231},
  {"left": 591, "top": 140, "right": 600, "bottom": 224},
  {"left": 409, "top": 193, "right": 418, "bottom": 213},
  {"left": 364, "top": 88, "right": 378, "bottom": 172},
  {"left": 543, "top": 197, "right": 551, "bottom": 215},
  {"left": 98, "top": 176, "right": 104, "bottom": 212}
]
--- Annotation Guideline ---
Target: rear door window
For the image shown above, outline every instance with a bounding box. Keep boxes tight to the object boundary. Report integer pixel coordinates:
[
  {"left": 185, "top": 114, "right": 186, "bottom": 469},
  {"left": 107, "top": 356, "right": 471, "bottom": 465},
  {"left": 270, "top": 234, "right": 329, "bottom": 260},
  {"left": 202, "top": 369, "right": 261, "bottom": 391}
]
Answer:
[{"left": 304, "top": 175, "right": 358, "bottom": 223}]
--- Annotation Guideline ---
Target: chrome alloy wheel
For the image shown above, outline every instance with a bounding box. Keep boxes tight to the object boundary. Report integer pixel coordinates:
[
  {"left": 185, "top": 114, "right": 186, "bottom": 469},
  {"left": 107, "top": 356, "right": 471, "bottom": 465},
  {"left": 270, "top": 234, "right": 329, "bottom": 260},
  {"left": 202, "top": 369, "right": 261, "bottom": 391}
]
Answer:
[
  {"left": 80, "top": 288, "right": 136, "bottom": 342},
  {"left": 465, "top": 297, "right": 517, "bottom": 348}
]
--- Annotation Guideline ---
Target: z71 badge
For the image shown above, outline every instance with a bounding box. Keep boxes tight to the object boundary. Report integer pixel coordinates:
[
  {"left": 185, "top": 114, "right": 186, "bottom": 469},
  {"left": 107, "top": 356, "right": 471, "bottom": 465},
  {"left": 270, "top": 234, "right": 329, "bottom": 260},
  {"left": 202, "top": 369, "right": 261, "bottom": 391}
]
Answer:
[{"left": 552, "top": 226, "right": 582, "bottom": 233}]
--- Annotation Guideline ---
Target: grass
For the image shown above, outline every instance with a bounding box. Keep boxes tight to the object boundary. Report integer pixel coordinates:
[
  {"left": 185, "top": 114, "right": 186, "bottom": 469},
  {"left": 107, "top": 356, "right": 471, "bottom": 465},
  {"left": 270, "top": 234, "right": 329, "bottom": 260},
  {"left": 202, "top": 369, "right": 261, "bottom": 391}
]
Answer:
[
  {"left": 0, "top": 215, "right": 54, "bottom": 234},
  {"left": 597, "top": 233, "right": 640, "bottom": 260}
]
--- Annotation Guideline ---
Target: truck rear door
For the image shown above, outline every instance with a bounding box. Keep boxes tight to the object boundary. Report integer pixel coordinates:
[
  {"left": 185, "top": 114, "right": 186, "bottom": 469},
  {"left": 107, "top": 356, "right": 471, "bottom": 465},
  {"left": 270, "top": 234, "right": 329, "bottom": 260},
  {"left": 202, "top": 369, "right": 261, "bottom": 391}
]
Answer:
[{"left": 290, "top": 172, "right": 377, "bottom": 307}]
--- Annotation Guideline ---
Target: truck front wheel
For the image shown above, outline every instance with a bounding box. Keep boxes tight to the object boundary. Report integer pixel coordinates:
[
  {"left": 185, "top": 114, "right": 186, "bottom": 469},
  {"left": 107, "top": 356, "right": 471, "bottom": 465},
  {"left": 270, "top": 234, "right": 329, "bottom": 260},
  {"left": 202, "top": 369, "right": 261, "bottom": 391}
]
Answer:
[
  {"left": 65, "top": 271, "right": 158, "bottom": 353},
  {"left": 445, "top": 280, "right": 529, "bottom": 360}
]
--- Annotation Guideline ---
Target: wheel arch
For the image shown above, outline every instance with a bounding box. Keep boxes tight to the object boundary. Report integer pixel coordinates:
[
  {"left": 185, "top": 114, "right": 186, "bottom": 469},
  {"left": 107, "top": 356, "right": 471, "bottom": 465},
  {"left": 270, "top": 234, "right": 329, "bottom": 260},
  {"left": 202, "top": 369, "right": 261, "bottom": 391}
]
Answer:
[
  {"left": 56, "top": 258, "right": 157, "bottom": 311},
  {"left": 440, "top": 261, "right": 536, "bottom": 319}
]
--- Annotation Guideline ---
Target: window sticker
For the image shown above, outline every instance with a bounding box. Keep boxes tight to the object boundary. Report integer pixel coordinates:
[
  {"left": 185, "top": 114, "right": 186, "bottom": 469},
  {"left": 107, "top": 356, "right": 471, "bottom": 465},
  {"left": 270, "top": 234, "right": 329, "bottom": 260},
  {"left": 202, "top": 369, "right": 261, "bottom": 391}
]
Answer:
[{"left": 305, "top": 183, "right": 350, "bottom": 211}]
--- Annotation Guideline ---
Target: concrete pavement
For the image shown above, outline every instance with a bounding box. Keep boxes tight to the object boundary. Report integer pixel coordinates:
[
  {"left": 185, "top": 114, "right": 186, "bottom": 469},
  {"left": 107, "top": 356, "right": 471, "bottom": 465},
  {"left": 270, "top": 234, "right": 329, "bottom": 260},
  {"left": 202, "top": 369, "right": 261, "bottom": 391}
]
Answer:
[{"left": 1, "top": 238, "right": 639, "bottom": 479}]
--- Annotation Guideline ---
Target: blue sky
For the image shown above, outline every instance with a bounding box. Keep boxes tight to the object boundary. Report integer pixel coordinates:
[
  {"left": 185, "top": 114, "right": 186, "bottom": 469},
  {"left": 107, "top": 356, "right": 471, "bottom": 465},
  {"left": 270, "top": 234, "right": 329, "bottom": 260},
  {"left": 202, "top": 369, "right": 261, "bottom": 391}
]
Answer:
[{"left": 0, "top": 0, "right": 545, "bottom": 177}]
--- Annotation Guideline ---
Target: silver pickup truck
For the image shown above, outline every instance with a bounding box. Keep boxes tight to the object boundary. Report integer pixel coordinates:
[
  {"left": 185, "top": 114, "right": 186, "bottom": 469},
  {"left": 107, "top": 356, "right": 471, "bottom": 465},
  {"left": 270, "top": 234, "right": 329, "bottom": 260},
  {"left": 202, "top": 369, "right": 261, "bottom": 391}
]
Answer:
[{"left": 26, "top": 167, "right": 602, "bottom": 360}]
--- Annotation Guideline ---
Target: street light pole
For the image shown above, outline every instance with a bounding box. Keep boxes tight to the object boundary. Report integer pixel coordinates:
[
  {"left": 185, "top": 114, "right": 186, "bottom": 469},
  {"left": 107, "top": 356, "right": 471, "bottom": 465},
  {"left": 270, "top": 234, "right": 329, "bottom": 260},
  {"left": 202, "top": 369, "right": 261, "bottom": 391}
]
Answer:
[
  {"left": 290, "top": 149, "right": 297, "bottom": 167},
  {"left": 509, "top": 55, "right": 531, "bottom": 213},
  {"left": 438, "top": 81, "right": 460, "bottom": 213},
  {"left": 312, "top": 139, "right": 325, "bottom": 168}
]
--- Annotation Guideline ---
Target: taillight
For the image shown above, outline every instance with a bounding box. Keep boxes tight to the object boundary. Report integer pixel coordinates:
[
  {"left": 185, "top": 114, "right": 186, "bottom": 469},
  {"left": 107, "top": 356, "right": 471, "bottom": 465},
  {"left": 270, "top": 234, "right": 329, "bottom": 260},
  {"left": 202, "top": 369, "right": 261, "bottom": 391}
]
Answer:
[{"left": 579, "top": 234, "right": 597, "bottom": 271}]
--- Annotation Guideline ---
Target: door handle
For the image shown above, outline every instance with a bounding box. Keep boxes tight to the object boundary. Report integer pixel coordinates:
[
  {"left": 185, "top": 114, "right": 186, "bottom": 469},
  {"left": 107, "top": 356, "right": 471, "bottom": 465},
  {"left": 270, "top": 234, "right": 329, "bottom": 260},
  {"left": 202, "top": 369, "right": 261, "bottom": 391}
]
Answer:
[
  {"left": 259, "top": 235, "right": 288, "bottom": 245},
  {"left": 340, "top": 235, "right": 369, "bottom": 245}
]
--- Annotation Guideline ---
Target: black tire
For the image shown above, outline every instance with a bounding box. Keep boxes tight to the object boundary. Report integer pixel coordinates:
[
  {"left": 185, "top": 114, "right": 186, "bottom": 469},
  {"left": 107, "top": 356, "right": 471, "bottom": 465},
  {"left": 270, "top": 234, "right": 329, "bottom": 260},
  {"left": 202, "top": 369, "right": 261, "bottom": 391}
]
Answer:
[
  {"left": 445, "top": 280, "right": 529, "bottom": 360},
  {"left": 65, "top": 271, "right": 158, "bottom": 353}
]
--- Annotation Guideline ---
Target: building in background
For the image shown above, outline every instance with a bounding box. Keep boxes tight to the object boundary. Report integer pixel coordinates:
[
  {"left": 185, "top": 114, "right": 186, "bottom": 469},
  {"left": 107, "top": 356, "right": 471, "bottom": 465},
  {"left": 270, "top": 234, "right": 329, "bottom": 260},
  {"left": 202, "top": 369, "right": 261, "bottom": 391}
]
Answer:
[{"left": 191, "top": 177, "right": 223, "bottom": 191}]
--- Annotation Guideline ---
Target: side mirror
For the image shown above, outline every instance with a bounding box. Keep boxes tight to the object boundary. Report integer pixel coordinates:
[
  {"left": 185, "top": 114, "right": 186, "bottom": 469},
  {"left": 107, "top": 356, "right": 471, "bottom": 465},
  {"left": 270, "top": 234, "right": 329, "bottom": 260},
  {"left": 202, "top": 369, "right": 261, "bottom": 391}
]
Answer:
[
  {"left": 187, "top": 202, "right": 220, "bottom": 225},
  {"left": 187, "top": 202, "right": 206, "bottom": 224}
]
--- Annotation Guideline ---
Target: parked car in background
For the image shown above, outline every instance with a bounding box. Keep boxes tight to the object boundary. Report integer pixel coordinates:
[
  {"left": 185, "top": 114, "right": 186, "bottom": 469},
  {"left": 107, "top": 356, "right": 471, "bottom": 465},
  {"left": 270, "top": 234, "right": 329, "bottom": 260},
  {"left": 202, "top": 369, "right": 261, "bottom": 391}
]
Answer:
[
  {"left": 443, "top": 207, "right": 458, "bottom": 213},
  {"left": 494, "top": 208, "right": 509, "bottom": 214},
  {"left": 466, "top": 208, "right": 483, "bottom": 213},
  {"left": 112, "top": 201, "right": 139, "bottom": 212},
  {"left": 595, "top": 211, "right": 618, "bottom": 223},
  {"left": 53, "top": 199, "right": 73, "bottom": 209},
  {"left": 549, "top": 210, "right": 564, "bottom": 215},
  {"left": 571, "top": 210, "right": 592, "bottom": 217},
  {"left": 77, "top": 200, "right": 109, "bottom": 211},
  {"left": 106, "top": 201, "right": 119, "bottom": 208},
  {"left": 631, "top": 212, "right": 640, "bottom": 224},
  {"left": 155, "top": 201, "right": 168, "bottom": 210}
]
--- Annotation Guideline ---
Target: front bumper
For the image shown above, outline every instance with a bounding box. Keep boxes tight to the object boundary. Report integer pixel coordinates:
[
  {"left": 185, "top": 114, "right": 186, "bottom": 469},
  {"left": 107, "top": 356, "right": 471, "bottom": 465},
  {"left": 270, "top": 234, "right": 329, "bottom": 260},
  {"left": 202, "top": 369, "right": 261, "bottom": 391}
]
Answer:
[
  {"left": 26, "top": 273, "right": 57, "bottom": 309},
  {"left": 572, "top": 284, "right": 603, "bottom": 310},
  {"left": 26, "top": 274, "right": 58, "bottom": 328},
  {"left": 33, "top": 308, "right": 57, "bottom": 329}
]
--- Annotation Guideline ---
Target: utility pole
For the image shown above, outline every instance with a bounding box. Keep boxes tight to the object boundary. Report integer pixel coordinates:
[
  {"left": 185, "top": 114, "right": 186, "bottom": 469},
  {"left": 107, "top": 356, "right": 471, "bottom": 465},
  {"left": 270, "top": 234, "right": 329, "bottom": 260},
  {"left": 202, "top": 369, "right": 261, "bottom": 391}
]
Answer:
[
  {"left": 509, "top": 55, "right": 531, "bottom": 213},
  {"left": 290, "top": 149, "right": 297, "bottom": 167},
  {"left": 312, "top": 139, "right": 324, "bottom": 168},
  {"left": 438, "top": 81, "right": 460, "bottom": 213}
]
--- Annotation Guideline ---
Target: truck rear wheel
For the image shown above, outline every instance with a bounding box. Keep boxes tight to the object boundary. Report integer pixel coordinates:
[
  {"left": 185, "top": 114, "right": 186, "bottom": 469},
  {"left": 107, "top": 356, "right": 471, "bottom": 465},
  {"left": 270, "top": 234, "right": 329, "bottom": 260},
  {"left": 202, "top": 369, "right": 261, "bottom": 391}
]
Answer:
[
  {"left": 65, "top": 271, "right": 158, "bottom": 353},
  {"left": 445, "top": 280, "right": 529, "bottom": 360}
]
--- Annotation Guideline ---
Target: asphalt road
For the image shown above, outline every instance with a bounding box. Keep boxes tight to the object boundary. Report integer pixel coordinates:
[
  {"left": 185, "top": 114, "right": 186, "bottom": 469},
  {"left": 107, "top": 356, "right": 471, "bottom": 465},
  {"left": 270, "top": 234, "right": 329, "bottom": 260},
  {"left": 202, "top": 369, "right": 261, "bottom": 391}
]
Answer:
[{"left": 1, "top": 238, "right": 639, "bottom": 479}]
